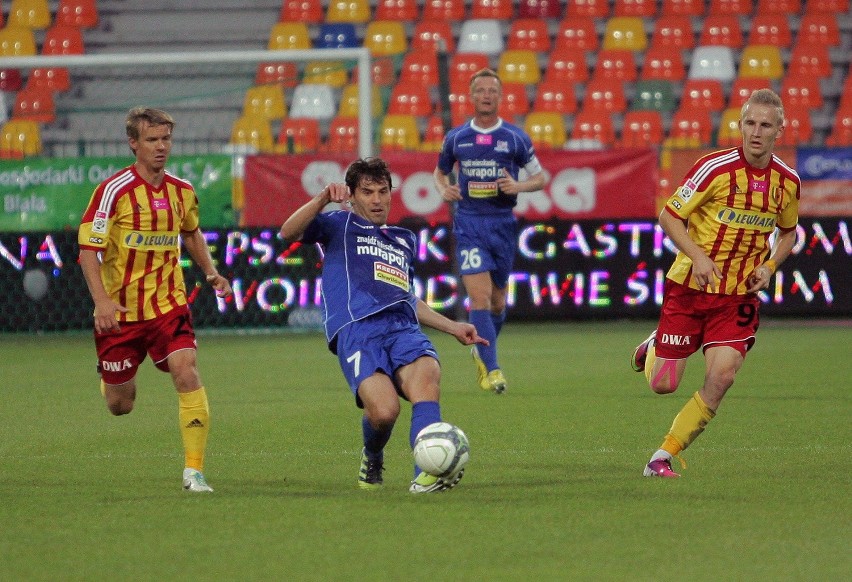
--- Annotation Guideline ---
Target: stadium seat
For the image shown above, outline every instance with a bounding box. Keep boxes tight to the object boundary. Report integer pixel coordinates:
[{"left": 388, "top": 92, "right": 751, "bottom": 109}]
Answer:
[
  {"left": 755, "top": 0, "right": 800, "bottom": 14},
  {"left": 716, "top": 107, "right": 742, "bottom": 147},
  {"left": 457, "top": 19, "right": 504, "bottom": 55},
  {"left": 449, "top": 90, "right": 474, "bottom": 125},
  {"left": 545, "top": 47, "right": 589, "bottom": 83},
  {"left": 651, "top": 15, "right": 695, "bottom": 49},
  {"left": 728, "top": 77, "right": 772, "bottom": 108},
  {"left": 315, "top": 23, "right": 359, "bottom": 49},
  {"left": 613, "top": 0, "right": 656, "bottom": 17},
  {"left": 0, "top": 69, "right": 24, "bottom": 92},
  {"left": 602, "top": 16, "right": 647, "bottom": 51},
  {"left": 255, "top": 62, "right": 299, "bottom": 89},
  {"left": 8, "top": 0, "right": 52, "bottom": 29},
  {"left": 387, "top": 81, "right": 434, "bottom": 117},
  {"left": 277, "top": 118, "right": 321, "bottom": 153},
  {"left": 669, "top": 107, "right": 713, "bottom": 145},
  {"left": 422, "top": 0, "right": 466, "bottom": 21},
  {"left": 0, "top": 119, "right": 42, "bottom": 158},
  {"left": 583, "top": 78, "right": 627, "bottom": 113},
  {"left": 565, "top": 0, "right": 609, "bottom": 17},
  {"left": 470, "top": 0, "right": 514, "bottom": 19},
  {"left": 289, "top": 84, "right": 337, "bottom": 120},
  {"left": 421, "top": 114, "right": 446, "bottom": 152},
  {"left": 412, "top": 20, "right": 456, "bottom": 53},
  {"left": 507, "top": 19, "right": 551, "bottom": 52},
  {"left": 323, "top": 116, "right": 359, "bottom": 152},
  {"left": 524, "top": 111, "right": 567, "bottom": 149},
  {"left": 749, "top": 14, "right": 792, "bottom": 47},
  {"left": 707, "top": 0, "right": 752, "bottom": 15},
  {"left": 788, "top": 43, "right": 833, "bottom": 79},
  {"left": 242, "top": 85, "right": 287, "bottom": 121},
  {"left": 780, "top": 75, "right": 824, "bottom": 110},
  {"left": 338, "top": 83, "right": 382, "bottom": 117},
  {"left": 279, "top": 0, "right": 323, "bottom": 23},
  {"left": 681, "top": 79, "right": 725, "bottom": 112},
  {"left": 363, "top": 21, "right": 408, "bottom": 57},
  {"left": 825, "top": 110, "right": 852, "bottom": 147},
  {"left": 326, "top": 0, "right": 371, "bottom": 23},
  {"left": 533, "top": 79, "right": 577, "bottom": 115},
  {"left": 498, "top": 82, "right": 531, "bottom": 122},
  {"left": 12, "top": 86, "right": 56, "bottom": 123},
  {"left": 804, "top": 0, "right": 848, "bottom": 13},
  {"left": 29, "top": 24, "right": 85, "bottom": 93},
  {"left": 229, "top": 115, "right": 274, "bottom": 153},
  {"left": 641, "top": 45, "right": 686, "bottom": 81},
  {"left": 660, "top": 0, "right": 704, "bottom": 16},
  {"left": 56, "top": 0, "right": 99, "bottom": 28},
  {"left": 797, "top": 13, "right": 841, "bottom": 47},
  {"left": 555, "top": 16, "right": 599, "bottom": 51},
  {"left": 631, "top": 79, "right": 677, "bottom": 112},
  {"left": 498, "top": 50, "right": 541, "bottom": 86},
  {"left": 699, "top": 15, "right": 743, "bottom": 48},
  {"left": 571, "top": 109, "right": 616, "bottom": 146},
  {"left": 738, "top": 45, "right": 784, "bottom": 80},
  {"left": 688, "top": 46, "right": 736, "bottom": 82},
  {"left": 0, "top": 25, "right": 37, "bottom": 57},
  {"left": 593, "top": 49, "right": 638, "bottom": 82},
  {"left": 619, "top": 110, "right": 664, "bottom": 146},
  {"left": 351, "top": 56, "right": 397, "bottom": 88},
  {"left": 303, "top": 60, "right": 349, "bottom": 88},
  {"left": 776, "top": 107, "right": 812, "bottom": 146},
  {"left": 375, "top": 0, "right": 420, "bottom": 21},
  {"left": 518, "top": 0, "right": 562, "bottom": 18},
  {"left": 379, "top": 114, "right": 421, "bottom": 151},
  {"left": 399, "top": 49, "right": 439, "bottom": 87},
  {"left": 268, "top": 22, "right": 311, "bottom": 50},
  {"left": 450, "top": 52, "right": 491, "bottom": 89}
]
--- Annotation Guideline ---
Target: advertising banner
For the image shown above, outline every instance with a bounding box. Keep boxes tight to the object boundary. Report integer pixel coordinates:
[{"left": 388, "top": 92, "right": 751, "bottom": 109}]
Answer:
[
  {"left": 0, "top": 155, "right": 235, "bottom": 232},
  {"left": 242, "top": 149, "right": 659, "bottom": 226}
]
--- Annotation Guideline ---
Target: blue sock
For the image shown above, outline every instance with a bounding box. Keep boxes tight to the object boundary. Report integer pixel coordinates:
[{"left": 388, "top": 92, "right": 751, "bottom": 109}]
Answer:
[
  {"left": 362, "top": 416, "right": 392, "bottom": 461},
  {"left": 410, "top": 400, "right": 441, "bottom": 477},
  {"left": 470, "top": 309, "right": 498, "bottom": 370},
  {"left": 491, "top": 309, "right": 506, "bottom": 337}
]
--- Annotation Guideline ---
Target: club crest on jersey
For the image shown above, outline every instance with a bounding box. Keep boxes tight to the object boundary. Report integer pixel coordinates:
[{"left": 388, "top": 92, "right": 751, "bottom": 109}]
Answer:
[
  {"left": 495, "top": 140, "right": 509, "bottom": 153},
  {"left": 678, "top": 179, "right": 697, "bottom": 202},
  {"left": 92, "top": 210, "right": 108, "bottom": 233}
]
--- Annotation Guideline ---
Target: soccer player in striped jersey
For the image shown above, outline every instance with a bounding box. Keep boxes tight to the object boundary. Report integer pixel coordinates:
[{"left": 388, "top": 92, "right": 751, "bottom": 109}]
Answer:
[
  {"left": 78, "top": 108, "right": 232, "bottom": 492},
  {"left": 433, "top": 68, "right": 547, "bottom": 395},
  {"left": 631, "top": 89, "right": 801, "bottom": 477},
  {"left": 281, "top": 157, "right": 487, "bottom": 493}
]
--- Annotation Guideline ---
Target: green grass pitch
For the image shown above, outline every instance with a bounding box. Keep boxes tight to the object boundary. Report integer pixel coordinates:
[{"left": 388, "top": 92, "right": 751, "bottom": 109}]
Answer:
[{"left": 1, "top": 320, "right": 849, "bottom": 581}]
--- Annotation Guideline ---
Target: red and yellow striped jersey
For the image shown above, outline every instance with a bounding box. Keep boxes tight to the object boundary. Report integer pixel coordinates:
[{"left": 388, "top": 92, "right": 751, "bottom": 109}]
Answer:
[
  {"left": 78, "top": 165, "right": 200, "bottom": 321},
  {"left": 664, "top": 147, "right": 800, "bottom": 295}
]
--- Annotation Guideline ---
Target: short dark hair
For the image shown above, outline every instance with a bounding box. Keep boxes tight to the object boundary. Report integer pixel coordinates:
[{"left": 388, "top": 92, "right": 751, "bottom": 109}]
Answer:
[{"left": 345, "top": 157, "right": 393, "bottom": 192}]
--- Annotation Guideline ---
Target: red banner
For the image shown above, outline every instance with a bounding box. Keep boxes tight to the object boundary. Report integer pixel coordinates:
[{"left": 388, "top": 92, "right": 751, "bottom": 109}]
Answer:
[{"left": 242, "top": 149, "right": 658, "bottom": 227}]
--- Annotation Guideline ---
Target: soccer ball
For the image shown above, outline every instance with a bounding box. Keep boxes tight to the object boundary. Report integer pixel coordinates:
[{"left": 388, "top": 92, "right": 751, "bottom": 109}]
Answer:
[{"left": 412, "top": 422, "right": 470, "bottom": 478}]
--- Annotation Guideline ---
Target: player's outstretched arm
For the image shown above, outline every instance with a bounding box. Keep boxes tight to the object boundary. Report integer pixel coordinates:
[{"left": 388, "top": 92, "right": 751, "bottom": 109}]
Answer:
[
  {"left": 280, "top": 183, "right": 349, "bottom": 243},
  {"left": 415, "top": 299, "right": 489, "bottom": 346}
]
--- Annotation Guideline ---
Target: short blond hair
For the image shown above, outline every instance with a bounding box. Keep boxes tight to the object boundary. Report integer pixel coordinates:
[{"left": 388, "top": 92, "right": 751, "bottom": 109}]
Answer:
[
  {"left": 469, "top": 68, "right": 501, "bottom": 89},
  {"left": 741, "top": 89, "right": 784, "bottom": 125}
]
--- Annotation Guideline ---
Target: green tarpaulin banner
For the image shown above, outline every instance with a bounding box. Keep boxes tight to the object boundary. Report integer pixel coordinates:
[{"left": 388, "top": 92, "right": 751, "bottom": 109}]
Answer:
[{"left": 0, "top": 155, "right": 235, "bottom": 232}]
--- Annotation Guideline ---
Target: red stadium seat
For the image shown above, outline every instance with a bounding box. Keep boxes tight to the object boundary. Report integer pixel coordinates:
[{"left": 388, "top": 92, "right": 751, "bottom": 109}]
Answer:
[
  {"left": 613, "top": 0, "right": 656, "bottom": 17},
  {"left": 278, "top": 0, "right": 323, "bottom": 22},
  {"left": 797, "top": 13, "right": 841, "bottom": 46},
  {"left": 375, "top": 0, "right": 420, "bottom": 20},
  {"left": 641, "top": 45, "right": 686, "bottom": 81},
  {"left": 412, "top": 20, "right": 456, "bottom": 53},
  {"left": 13, "top": 85, "right": 56, "bottom": 122},
  {"left": 669, "top": 106, "right": 713, "bottom": 146},
  {"left": 681, "top": 79, "right": 725, "bottom": 113},
  {"left": 470, "top": 0, "right": 514, "bottom": 19},
  {"left": 277, "top": 118, "right": 321, "bottom": 153},
  {"left": 450, "top": 52, "right": 491, "bottom": 90},
  {"left": 449, "top": 90, "right": 474, "bottom": 126},
  {"left": 593, "top": 49, "right": 638, "bottom": 82},
  {"left": 507, "top": 19, "right": 551, "bottom": 52},
  {"left": 29, "top": 24, "right": 85, "bottom": 92},
  {"left": 660, "top": 0, "right": 704, "bottom": 16},
  {"left": 825, "top": 110, "right": 852, "bottom": 147},
  {"left": 583, "top": 78, "right": 627, "bottom": 113},
  {"left": 728, "top": 77, "right": 772, "bottom": 108},
  {"left": 533, "top": 79, "right": 577, "bottom": 115},
  {"left": 776, "top": 107, "right": 812, "bottom": 146},
  {"left": 255, "top": 62, "right": 299, "bottom": 88},
  {"left": 756, "top": 0, "right": 800, "bottom": 14},
  {"left": 421, "top": 114, "right": 446, "bottom": 152},
  {"left": 0, "top": 69, "right": 24, "bottom": 91},
  {"left": 565, "top": 0, "right": 609, "bottom": 17},
  {"left": 780, "top": 75, "right": 824, "bottom": 110},
  {"left": 749, "top": 14, "right": 792, "bottom": 47},
  {"left": 555, "top": 16, "right": 599, "bottom": 51},
  {"left": 571, "top": 109, "right": 616, "bottom": 146},
  {"left": 699, "top": 15, "right": 743, "bottom": 48},
  {"left": 707, "top": 0, "right": 752, "bottom": 15},
  {"left": 788, "top": 43, "right": 833, "bottom": 79},
  {"left": 652, "top": 15, "right": 695, "bottom": 49},
  {"left": 545, "top": 47, "right": 589, "bottom": 83},
  {"left": 422, "top": 0, "right": 466, "bottom": 21},
  {"left": 323, "top": 116, "right": 359, "bottom": 153},
  {"left": 517, "top": 0, "right": 562, "bottom": 18},
  {"left": 620, "top": 110, "right": 664, "bottom": 146},
  {"left": 56, "top": 0, "right": 99, "bottom": 28},
  {"left": 388, "top": 82, "right": 434, "bottom": 117},
  {"left": 399, "top": 49, "right": 440, "bottom": 87},
  {"left": 497, "top": 82, "right": 531, "bottom": 122},
  {"left": 804, "top": 0, "right": 848, "bottom": 13}
]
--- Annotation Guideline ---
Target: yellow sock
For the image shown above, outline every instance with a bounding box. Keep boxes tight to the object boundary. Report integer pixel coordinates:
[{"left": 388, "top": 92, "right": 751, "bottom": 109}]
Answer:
[
  {"left": 643, "top": 343, "right": 658, "bottom": 384},
  {"left": 100, "top": 380, "right": 107, "bottom": 397},
  {"left": 179, "top": 387, "right": 210, "bottom": 471},
  {"left": 662, "top": 391, "right": 716, "bottom": 454}
]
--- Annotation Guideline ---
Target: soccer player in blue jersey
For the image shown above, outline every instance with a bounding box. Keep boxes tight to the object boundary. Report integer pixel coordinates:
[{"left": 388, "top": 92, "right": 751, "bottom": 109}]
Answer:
[
  {"left": 433, "top": 68, "right": 547, "bottom": 394},
  {"left": 280, "top": 157, "right": 488, "bottom": 493}
]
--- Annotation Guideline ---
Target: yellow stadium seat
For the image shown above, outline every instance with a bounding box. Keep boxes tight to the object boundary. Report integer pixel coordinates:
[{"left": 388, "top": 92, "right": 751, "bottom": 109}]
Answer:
[
  {"left": 326, "top": 0, "right": 371, "bottom": 23},
  {"left": 716, "top": 107, "right": 742, "bottom": 148},
  {"left": 738, "top": 45, "right": 784, "bottom": 80},
  {"left": 1, "top": 119, "right": 42, "bottom": 158},
  {"left": 338, "top": 83, "right": 383, "bottom": 118},
  {"left": 267, "top": 22, "right": 311, "bottom": 51},
  {"left": 602, "top": 16, "right": 648, "bottom": 51},
  {"left": 0, "top": 26, "right": 37, "bottom": 56},
  {"left": 379, "top": 114, "right": 421, "bottom": 151},
  {"left": 303, "top": 60, "right": 349, "bottom": 88},
  {"left": 8, "top": 0, "right": 52, "bottom": 29},
  {"left": 524, "top": 111, "right": 566, "bottom": 149},
  {"left": 242, "top": 85, "right": 287, "bottom": 121},
  {"left": 363, "top": 21, "right": 408, "bottom": 57},
  {"left": 230, "top": 115, "right": 274, "bottom": 153},
  {"left": 498, "top": 50, "right": 541, "bottom": 85}
]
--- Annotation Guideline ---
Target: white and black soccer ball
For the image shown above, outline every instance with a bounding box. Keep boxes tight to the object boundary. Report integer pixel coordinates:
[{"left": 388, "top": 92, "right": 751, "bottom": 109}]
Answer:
[{"left": 412, "top": 422, "right": 470, "bottom": 478}]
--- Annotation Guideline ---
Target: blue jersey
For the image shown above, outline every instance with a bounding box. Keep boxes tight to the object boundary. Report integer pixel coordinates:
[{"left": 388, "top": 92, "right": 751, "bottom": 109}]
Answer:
[
  {"left": 300, "top": 209, "right": 418, "bottom": 346},
  {"left": 437, "top": 118, "right": 543, "bottom": 216}
]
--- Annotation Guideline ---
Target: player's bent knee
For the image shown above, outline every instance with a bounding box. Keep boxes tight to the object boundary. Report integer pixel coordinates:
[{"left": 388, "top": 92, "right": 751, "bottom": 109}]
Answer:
[{"left": 107, "top": 399, "right": 134, "bottom": 416}]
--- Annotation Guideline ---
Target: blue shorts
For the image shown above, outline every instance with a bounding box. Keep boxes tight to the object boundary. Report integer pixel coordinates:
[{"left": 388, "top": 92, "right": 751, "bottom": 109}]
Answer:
[
  {"left": 453, "top": 211, "right": 517, "bottom": 288},
  {"left": 334, "top": 305, "right": 439, "bottom": 408}
]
